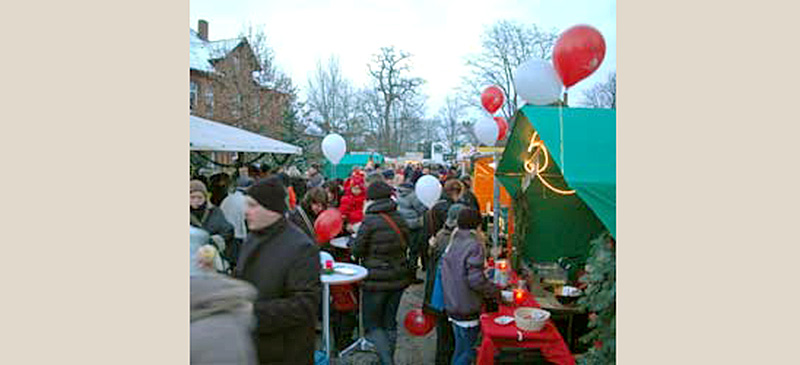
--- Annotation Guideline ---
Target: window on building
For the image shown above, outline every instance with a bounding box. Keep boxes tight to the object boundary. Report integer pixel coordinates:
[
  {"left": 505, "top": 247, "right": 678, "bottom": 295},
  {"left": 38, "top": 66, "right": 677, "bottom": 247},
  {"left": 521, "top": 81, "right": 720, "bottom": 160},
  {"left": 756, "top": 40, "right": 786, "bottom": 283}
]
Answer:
[
  {"left": 233, "top": 93, "right": 243, "bottom": 117},
  {"left": 190, "top": 81, "right": 198, "bottom": 110},
  {"left": 205, "top": 85, "right": 214, "bottom": 117}
]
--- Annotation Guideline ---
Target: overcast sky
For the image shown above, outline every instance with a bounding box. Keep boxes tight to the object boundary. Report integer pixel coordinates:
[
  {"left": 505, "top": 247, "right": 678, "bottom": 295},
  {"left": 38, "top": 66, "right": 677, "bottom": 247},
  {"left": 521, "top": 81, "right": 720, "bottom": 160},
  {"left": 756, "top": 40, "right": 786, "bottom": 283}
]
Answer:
[{"left": 189, "top": 0, "right": 615, "bottom": 115}]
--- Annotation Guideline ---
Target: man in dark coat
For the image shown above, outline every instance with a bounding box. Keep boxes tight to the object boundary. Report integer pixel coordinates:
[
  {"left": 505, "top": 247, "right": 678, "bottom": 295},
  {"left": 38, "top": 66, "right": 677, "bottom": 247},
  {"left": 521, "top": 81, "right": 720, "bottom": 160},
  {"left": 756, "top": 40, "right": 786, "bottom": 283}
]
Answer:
[
  {"left": 350, "top": 181, "right": 412, "bottom": 365},
  {"left": 235, "top": 176, "right": 321, "bottom": 365}
]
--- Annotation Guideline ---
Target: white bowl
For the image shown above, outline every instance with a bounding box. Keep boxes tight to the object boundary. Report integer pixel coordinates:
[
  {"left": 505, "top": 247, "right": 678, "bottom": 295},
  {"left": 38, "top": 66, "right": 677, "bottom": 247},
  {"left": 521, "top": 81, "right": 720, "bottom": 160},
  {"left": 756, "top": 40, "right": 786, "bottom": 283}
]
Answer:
[{"left": 514, "top": 307, "right": 550, "bottom": 332}]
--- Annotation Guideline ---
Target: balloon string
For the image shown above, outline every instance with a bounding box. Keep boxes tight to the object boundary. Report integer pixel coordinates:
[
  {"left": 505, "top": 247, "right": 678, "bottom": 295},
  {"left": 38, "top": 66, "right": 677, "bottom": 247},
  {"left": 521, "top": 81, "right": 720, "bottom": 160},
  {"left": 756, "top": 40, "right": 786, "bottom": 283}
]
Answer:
[{"left": 559, "top": 92, "right": 566, "bottom": 175}]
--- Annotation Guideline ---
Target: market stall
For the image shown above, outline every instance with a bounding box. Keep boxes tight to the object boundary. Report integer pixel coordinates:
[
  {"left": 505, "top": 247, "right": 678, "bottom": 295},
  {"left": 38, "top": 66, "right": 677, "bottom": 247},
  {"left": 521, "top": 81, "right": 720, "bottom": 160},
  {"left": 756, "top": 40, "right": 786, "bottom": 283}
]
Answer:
[
  {"left": 323, "top": 152, "right": 384, "bottom": 180},
  {"left": 472, "top": 154, "right": 513, "bottom": 215},
  {"left": 190, "top": 115, "right": 302, "bottom": 154},
  {"left": 189, "top": 115, "right": 303, "bottom": 172},
  {"left": 496, "top": 105, "right": 615, "bottom": 278}
]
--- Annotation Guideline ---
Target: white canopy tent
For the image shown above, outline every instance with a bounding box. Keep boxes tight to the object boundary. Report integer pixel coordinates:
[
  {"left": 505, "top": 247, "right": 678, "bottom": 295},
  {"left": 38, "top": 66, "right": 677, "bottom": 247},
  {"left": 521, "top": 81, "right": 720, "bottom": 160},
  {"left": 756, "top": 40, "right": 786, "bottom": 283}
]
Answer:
[{"left": 190, "top": 115, "right": 302, "bottom": 154}]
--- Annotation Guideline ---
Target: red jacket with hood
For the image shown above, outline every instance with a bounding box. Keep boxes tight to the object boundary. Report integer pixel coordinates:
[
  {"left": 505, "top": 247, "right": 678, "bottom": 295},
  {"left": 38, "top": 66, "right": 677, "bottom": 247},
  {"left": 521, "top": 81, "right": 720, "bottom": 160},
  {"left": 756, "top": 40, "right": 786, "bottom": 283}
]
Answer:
[{"left": 339, "top": 175, "right": 366, "bottom": 224}]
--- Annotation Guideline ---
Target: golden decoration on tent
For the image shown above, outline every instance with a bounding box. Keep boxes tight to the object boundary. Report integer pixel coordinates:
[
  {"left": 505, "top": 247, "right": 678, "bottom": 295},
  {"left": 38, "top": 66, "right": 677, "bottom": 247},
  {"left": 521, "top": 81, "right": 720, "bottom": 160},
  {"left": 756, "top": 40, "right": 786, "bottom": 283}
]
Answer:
[{"left": 523, "top": 132, "right": 576, "bottom": 195}]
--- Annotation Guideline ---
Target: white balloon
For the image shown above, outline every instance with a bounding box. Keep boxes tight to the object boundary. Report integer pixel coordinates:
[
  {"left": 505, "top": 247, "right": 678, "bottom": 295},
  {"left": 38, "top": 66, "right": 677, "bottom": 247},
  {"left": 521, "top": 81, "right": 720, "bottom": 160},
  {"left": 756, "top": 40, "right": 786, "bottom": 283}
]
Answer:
[
  {"left": 473, "top": 115, "right": 499, "bottom": 146},
  {"left": 415, "top": 175, "right": 442, "bottom": 209},
  {"left": 321, "top": 133, "right": 347, "bottom": 165},
  {"left": 513, "top": 58, "right": 564, "bottom": 106}
]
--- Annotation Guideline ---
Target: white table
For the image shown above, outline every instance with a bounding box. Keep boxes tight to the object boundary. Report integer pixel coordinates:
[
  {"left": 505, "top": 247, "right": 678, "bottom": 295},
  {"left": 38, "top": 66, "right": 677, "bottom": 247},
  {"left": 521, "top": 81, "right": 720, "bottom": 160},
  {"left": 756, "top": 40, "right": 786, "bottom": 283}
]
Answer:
[
  {"left": 329, "top": 235, "right": 353, "bottom": 249},
  {"left": 320, "top": 262, "right": 368, "bottom": 363}
]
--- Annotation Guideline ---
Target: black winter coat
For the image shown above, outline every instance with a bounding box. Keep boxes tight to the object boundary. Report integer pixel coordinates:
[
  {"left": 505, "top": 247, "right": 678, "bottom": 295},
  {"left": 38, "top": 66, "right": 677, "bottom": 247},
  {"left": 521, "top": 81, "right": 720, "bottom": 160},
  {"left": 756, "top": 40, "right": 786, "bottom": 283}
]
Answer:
[
  {"left": 287, "top": 205, "right": 318, "bottom": 241},
  {"left": 290, "top": 177, "right": 308, "bottom": 203},
  {"left": 235, "top": 218, "right": 321, "bottom": 365},
  {"left": 423, "top": 197, "right": 454, "bottom": 241},
  {"left": 191, "top": 205, "right": 235, "bottom": 249},
  {"left": 351, "top": 198, "right": 412, "bottom": 292},
  {"left": 459, "top": 190, "right": 481, "bottom": 213}
]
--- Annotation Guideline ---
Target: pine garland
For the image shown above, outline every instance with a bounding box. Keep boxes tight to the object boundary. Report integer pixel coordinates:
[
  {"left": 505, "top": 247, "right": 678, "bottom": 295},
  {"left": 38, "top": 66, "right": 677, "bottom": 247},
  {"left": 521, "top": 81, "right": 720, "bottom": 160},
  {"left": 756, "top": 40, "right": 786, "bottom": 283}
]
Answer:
[{"left": 577, "top": 232, "right": 616, "bottom": 365}]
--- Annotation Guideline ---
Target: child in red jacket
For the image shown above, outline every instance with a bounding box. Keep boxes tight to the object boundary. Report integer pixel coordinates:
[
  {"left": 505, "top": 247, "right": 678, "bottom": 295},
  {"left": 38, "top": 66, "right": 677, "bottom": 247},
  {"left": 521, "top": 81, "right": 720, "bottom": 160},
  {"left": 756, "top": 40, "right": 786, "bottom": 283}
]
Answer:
[{"left": 340, "top": 174, "right": 366, "bottom": 228}]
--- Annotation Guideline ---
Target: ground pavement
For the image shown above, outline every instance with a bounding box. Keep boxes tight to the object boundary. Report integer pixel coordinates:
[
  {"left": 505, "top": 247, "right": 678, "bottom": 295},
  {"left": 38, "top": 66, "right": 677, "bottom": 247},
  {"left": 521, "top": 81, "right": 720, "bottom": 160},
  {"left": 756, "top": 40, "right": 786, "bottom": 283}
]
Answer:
[{"left": 323, "top": 269, "right": 437, "bottom": 365}]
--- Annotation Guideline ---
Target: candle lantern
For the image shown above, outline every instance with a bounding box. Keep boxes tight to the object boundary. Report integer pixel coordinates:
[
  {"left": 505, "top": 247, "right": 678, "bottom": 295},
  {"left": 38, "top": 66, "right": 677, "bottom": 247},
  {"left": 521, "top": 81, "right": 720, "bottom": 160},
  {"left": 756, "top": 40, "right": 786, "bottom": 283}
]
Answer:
[
  {"left": 495, "top": 259, "right": 510, "bottom": 287},
  {"left": 514, "top": 288, "right": 525, "bottom": 305}
]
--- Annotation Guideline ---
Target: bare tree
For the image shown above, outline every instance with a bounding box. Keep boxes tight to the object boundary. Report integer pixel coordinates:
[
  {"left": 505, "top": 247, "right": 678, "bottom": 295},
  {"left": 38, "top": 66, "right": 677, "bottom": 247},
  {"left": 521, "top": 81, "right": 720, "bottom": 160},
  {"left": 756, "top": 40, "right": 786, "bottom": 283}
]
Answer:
[
  {"left": 367, "top": 46, "right": 425, "bottom": 156},
  {"left": 306, "top": 56, "right": 363, "bottom": 138},
  {"left": 581, "top": 72, "right": 616, "bottom": 109},
  {"left": 461, "top": 20, "right": 559, "bottom": 122},
  {"left": 439, "top": 96, "right": 466, "bottom": 153},
  {"left": 353, "top": 88, "right": 384, "bottom": 151}
]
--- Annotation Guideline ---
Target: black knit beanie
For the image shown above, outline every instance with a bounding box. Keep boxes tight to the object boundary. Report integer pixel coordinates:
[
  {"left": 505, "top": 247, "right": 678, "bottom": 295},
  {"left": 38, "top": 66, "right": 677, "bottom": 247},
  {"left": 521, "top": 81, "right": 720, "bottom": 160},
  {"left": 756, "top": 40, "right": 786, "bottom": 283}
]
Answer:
[
  {"left": 367, "top": 181, "right": 393, "bottom": 200},
  {"left": 246, "top": 176, "right": 287, "bottom": 213},
  {"left": 457, "top": 208, "right": 482, "bottom": 230}
]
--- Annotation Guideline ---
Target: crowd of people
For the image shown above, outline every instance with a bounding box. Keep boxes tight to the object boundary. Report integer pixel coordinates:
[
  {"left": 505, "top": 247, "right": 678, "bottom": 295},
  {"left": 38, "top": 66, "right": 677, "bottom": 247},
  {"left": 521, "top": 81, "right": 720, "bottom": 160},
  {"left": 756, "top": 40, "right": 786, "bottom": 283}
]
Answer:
[{"left": 190, "top": 159, "right": 499, "bottom": 365}]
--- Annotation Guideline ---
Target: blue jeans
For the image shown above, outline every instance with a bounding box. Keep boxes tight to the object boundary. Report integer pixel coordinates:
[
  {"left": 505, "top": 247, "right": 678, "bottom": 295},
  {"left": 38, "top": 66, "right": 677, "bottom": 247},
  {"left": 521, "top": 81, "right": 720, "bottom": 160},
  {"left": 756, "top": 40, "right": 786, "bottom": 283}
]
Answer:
[
  {"left": 362, "top": 289, "right": 404, "bottom": 365},
  {"left": 451, "top": 323, "right": 481, "bottom": 365}
]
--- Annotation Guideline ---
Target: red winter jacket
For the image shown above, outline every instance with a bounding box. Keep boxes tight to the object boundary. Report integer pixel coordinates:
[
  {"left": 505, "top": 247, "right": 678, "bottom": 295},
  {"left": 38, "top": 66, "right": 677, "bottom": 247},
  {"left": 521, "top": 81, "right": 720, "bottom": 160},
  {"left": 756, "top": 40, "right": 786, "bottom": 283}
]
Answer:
[{"left": 340, "top": 177, "right": 366, "bottom": 224}]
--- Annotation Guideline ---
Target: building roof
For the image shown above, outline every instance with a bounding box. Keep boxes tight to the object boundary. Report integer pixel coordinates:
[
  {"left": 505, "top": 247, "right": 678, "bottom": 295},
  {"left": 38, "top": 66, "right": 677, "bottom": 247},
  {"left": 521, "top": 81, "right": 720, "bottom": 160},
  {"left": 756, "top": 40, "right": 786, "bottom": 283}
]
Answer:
[
  {"left": 190, "top": 28, "right": 282, "bottom": 90},
  {"left": 189, "top": 29, "right": 246, "bottom": 73},
  {"left": 189, "top": 29, "right": 215, "bottom": 73}
]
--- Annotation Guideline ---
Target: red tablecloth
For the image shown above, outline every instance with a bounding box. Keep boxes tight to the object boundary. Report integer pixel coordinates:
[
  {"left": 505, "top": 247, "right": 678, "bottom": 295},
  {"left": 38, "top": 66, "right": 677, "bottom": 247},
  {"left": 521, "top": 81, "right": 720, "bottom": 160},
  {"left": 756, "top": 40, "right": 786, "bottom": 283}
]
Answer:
[{"left": 477, "top": 296, "right": 575, "bottom": 365}]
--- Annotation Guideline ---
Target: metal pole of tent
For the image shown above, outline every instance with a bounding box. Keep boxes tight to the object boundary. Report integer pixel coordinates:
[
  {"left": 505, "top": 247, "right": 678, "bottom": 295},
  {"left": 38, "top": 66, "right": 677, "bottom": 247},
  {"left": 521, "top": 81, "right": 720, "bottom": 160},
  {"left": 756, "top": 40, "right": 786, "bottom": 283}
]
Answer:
[{"left": 493, "top": 151, "right": 500, "bottom": 256}]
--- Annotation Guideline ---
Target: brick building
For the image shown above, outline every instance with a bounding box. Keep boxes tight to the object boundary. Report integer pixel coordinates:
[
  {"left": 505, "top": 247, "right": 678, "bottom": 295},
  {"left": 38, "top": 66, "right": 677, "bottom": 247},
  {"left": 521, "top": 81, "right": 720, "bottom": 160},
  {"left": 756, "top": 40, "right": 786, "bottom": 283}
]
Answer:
[{"left": 190, "top": 20, "right": 290, "bottom": 165}]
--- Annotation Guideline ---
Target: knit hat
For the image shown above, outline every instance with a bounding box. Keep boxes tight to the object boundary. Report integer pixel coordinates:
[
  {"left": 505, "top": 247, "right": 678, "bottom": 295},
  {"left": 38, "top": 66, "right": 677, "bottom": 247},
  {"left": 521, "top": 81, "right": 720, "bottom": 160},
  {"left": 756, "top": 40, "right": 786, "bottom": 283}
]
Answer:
[
  {"left": 246, "top": 176, "right": 287, "bottom": 213},
  {"left": 446, "top": 203, "right": 467, "bottom": 229},
  {"left": 457, "top": 208, "right": 482, "bottom": 230},
  {"left": 367, "top": 181, "right": 394, "bottom": 200},
  {"left": 190, "top": 180, "right": 207, "bottom": 195}
]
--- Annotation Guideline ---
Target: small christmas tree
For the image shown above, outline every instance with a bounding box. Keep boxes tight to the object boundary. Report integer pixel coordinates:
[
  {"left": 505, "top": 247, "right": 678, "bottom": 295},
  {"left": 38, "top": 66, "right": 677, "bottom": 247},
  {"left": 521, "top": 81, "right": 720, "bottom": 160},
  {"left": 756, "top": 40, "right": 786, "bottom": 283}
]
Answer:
[{"left": 577, "top": 232, "right": 616, "bottom": 365}]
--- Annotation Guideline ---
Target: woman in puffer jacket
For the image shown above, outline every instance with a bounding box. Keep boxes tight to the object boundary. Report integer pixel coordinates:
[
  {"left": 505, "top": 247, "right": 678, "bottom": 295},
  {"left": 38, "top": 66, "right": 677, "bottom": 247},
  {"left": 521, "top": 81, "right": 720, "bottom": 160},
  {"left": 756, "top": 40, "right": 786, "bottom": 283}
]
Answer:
[{"left": 350, "top": 181, "right": 411, "bottom": 365}]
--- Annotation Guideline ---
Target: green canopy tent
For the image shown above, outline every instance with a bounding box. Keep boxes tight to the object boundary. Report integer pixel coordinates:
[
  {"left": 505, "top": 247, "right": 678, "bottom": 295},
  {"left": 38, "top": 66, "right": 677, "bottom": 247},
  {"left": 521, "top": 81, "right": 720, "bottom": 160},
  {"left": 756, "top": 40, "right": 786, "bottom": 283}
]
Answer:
[
  {"left": 323, "top": 152, "right": 385, "bottom": 180},
  {"left": 497, "top": 105, "right": 615, "bottom": 276}
]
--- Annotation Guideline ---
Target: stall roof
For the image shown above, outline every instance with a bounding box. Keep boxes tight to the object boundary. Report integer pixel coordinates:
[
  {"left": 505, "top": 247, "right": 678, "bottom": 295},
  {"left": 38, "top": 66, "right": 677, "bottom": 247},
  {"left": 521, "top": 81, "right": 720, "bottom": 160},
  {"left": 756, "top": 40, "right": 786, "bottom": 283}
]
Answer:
[
  {"left": 498, "top": 105, "right": 615, "bottom": 237},
  {"left": 189, "top": 115, "right": 302, "bottom": 154}
]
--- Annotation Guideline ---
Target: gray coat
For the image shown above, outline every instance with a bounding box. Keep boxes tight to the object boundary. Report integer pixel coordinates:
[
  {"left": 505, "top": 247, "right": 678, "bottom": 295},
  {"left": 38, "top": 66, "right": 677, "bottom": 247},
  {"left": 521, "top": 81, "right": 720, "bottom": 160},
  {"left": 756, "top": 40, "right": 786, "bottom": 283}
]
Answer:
[
  {"left": 395, "top": 186, "right": 428, "bottom": 230},
  {"left": 191, "top": 274, "right": 258, "bottom": 365},
  {"left": 440, "top": 229, "right": 500, "bottom": 321}
]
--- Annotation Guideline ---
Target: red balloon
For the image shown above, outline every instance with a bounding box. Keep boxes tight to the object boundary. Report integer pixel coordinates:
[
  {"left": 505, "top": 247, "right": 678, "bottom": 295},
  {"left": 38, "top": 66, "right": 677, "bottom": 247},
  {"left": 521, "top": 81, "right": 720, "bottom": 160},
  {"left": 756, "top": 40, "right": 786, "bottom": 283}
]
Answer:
[
  {"left": 314, "top": 208, "right": 343, "bottom": 243},
  {"left": 481, "top": 86, "right": 505, "bottom": 114},
  {"left": 553, "top": 25, "right": 606, "bottom": 88},
  {"left": 404, "top": 309, "right": 435, "bottom": 336},
  {"left": 494, "top": 116, "right": 508, "bottom": 141}
]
